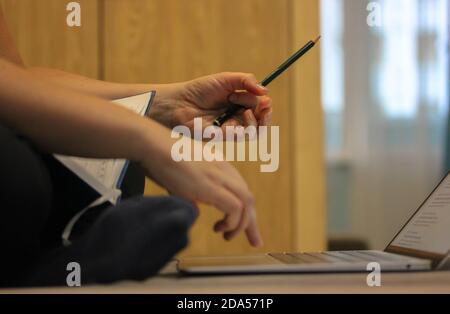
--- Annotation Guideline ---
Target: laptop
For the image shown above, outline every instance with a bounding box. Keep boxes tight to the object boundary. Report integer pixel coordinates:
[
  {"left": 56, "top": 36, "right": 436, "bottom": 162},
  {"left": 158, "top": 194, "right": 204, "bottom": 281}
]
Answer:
[{"left": 178, "top": 171, "right": 450, "bottom": 274}]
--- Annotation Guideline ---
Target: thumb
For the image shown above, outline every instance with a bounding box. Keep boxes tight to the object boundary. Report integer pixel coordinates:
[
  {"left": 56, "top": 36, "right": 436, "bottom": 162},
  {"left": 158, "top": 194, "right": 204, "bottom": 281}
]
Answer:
[{"left": 216, "top": 72, "right": 268, "bottom": 96}]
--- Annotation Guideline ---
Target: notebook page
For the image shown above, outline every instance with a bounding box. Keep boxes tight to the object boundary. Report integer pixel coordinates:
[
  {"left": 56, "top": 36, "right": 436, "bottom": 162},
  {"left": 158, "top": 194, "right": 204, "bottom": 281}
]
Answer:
[
  {"left": 54, "top": 92, "right": 154, "bottom": 200},
  {"left": 112, "top": 92, "right": 153, "bottom": 115}
]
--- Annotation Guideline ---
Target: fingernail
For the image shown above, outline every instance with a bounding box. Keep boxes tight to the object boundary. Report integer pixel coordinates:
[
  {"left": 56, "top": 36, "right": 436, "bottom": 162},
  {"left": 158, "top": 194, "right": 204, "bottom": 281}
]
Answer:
[
  {"left": 260, "top": 102, "right": 270, "bottom": 110},
  {"left": 257, "top": 84, "right": 269, "bottom": 92}
]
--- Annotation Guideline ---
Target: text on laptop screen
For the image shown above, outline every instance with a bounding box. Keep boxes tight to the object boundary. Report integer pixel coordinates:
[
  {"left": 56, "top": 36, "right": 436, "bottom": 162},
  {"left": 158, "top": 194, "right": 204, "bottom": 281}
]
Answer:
[{"left": 391, "top": 173, "right": 450, "bottom": 255}]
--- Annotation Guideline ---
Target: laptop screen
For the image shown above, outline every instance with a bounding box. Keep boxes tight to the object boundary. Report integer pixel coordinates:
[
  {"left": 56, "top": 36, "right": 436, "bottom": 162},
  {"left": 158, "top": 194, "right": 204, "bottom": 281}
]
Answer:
[{"left": 387, "top": 172, "right": 450, "bottom": 261}]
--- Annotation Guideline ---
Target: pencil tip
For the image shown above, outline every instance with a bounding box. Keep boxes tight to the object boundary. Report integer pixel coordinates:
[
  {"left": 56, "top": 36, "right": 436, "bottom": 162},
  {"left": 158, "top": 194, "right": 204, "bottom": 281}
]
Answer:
[{"left": 314, "top": 35, "right": 321, "bottom": 44}]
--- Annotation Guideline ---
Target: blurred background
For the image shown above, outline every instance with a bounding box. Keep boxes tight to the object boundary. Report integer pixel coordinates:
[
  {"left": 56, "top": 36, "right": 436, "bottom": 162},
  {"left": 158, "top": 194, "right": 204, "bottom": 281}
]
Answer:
[
  {"left": 321, "top": 0, "right": 450, "bottom": 250},
  {"left": 1, "top": 0, "right": 449, "bottom": 255}
]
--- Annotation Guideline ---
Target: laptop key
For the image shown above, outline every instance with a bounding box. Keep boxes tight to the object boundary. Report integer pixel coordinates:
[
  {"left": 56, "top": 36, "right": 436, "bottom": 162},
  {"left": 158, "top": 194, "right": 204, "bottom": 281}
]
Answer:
[
  {"left": 287, "top": 253, "right": 331, "bottom": 264},
  {"left": 357, "top": 251, "right": 409, "bottom": 262},
  {"left": 268, "top": 253, "right": 307, "bottom": 264},
  {"left": 304, "top": 252, "right": 343, "bottom": 263},
  {"left": 340, "top": 251, "right": 375, "bottom": 262},
  {"left": 321, "top": 252, "right": 361, "bottom": 262}
]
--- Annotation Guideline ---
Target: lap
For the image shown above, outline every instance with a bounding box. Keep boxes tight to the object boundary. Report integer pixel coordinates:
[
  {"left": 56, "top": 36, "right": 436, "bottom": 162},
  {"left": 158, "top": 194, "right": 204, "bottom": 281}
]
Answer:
[
  {"left": 0, "top": 122, "right": 196, "bottom": 286},
  {"left": 0, "top": 123, "right": 52, "bottom": 244},
  {"left": 0, "top": 123, "right": 52, "bottom": 284}
]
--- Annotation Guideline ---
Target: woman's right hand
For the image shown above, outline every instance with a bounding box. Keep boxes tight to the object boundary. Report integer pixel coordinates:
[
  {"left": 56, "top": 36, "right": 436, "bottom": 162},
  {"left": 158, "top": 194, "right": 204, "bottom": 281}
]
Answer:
[{"left": 139, "top": 130, "right": 263, "bottom": 248}]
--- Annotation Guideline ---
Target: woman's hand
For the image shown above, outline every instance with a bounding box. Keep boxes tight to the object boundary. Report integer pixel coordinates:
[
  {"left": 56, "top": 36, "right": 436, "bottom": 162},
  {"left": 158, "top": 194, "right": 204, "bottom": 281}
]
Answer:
[
  {"left": 149, "top": 72, "right": 273, "bottom": 133},
  {"left": 140, "top": 130, "right": 263, "bottom": 248},
  {"left": 142, "top": 73, "right": 268, "bottom": 247}
]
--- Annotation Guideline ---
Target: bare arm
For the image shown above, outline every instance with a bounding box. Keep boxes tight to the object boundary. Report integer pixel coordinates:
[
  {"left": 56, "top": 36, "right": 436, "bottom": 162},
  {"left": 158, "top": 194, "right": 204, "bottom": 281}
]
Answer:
[
  {"left": 27, "top": 67, "right": 163, "bottom": 100},
  {"left": 0, "top": 57, "right": 262, "bottom": 247},
  {"left": 0, "top": 6, "right": 262, "bottom": 246},
  {"left": 0, "top": 7, "right": 271, "bottom": 130},
  {"left": 0, "top": 57, "right": 168, "bottom": 160}
]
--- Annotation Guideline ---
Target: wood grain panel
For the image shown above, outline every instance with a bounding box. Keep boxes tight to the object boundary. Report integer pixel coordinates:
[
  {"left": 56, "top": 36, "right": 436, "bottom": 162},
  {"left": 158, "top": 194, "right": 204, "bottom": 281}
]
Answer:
[
  {"left": 103, "top": 0, "right": 296, "bottom": 256},
  {"left": 291, "top": 0, "right": 327, "bottom": 251},
  {"left": 2, "top": 0, "right": 326, "bottom": 256},
  {"left": 0, "top": 0, "right": 99, "bottom": 77}
]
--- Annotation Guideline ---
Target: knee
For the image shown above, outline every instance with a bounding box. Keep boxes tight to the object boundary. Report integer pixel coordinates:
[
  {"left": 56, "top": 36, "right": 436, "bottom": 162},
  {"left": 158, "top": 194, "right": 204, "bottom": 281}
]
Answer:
[
  {"left": 140, "top": 196, "right": 198, "bottom": 233},
  {"left": 76, "top": 196, "right": 199, "bottom": 283},
  {"left": 92, "top": 195, "right": 198, "bottom": 248}
]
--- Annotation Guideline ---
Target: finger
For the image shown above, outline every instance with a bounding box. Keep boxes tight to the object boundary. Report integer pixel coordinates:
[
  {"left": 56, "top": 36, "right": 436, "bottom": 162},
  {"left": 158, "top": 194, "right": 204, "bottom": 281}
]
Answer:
[
  {"left": 245, "top": 209, "right": 263, "bottom": 247},
  {"left": 206, "top": 185, "right": 243, "bottom": 232},
  {"left": 228, "top": 92, "right": 260, "bottom": 110},
  {"left": 222, "top": 202, "right": 263, "bottom": 248},
  {"left": 214, "top": 216, "right": 229, "bottom": 233},
  {"left": 254, "top": 96, "right": 272, "bottom": 120},
  {"left": 213, "top": 170, "right": 253, "bottom": 233},
  {"left": 223, "top": 204, "right": 251, "bottom": 241},
  {"left": 243, "top": 109, "right": 258, "bottom": 128},
  {"left": 222, "top": 119, "right": 251, "bottom": 142},
  {"left": 258, "top": 108, "right": 273, "bottom": 126},
  {"left": 218, "top": 72, "right": 268, "bottom": 96},
  {"left": 220, "top": 175, "right": 262, "bottom": 247},
  {"left": 222, "top": 116, "right": 242, "bottom": 129},
  {"left": 236, "top": 110, "right": 257, "bottom": 141},
  {"left": 242, "top": 110, "right": 258, "bottom": 141},
  {"left": 220, "top": 176, "right": 256, "bottom": 234}
]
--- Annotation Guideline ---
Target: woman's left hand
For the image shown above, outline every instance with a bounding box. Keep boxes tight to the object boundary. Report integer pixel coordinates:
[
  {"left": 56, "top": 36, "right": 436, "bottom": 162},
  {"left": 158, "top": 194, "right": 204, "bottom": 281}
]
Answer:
[{"left": 148, "top": 72, "right": 273, "bottom": 133}]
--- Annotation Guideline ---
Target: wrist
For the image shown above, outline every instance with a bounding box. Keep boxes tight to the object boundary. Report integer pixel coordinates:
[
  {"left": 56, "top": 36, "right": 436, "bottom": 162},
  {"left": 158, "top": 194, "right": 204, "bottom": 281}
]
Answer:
[
  {"left": 133, "top": 119, "right": 175, "bottom": 172},
  {"left": 147, "top": 82, "right": 189, "bottom": 128}
]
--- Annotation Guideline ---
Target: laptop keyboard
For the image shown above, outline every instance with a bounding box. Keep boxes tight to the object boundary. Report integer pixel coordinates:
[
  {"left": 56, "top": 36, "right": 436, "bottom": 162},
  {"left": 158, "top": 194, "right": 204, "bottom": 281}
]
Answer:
[{"left": 268, "top": 251, "right": 403, "bottom": 265}]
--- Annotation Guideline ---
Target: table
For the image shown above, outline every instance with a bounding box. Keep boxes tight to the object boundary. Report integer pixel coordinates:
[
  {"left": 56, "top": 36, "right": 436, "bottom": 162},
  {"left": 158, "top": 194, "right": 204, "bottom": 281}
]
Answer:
[{"left": 2, "top": 261, "right": 450, "bottom": 294}]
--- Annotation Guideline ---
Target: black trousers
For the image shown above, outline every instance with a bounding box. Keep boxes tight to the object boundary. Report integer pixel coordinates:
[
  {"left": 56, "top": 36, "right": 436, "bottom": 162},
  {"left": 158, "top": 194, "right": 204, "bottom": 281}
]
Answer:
[{"left": 0, "top": 123, "right": 197, "bottom": 287}]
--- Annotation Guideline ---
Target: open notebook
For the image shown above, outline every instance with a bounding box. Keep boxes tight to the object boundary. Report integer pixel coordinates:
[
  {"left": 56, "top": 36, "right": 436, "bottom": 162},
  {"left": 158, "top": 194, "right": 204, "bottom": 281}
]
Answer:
[
  {"left": 54, "top": 91, "right": 156, "bottom": 245},
  {"left": 55, "top": 91, "right": 155, "bottom": 205}
]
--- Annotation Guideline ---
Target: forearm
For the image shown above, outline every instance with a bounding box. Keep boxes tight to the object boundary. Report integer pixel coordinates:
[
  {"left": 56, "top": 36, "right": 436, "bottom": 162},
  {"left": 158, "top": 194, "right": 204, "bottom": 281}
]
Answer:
[
  {"left": 27, "top": 66, "right": 163, "bottom": 100},
  {"left": 0, "top": 58, "right": 170, "bottom": 162}
]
